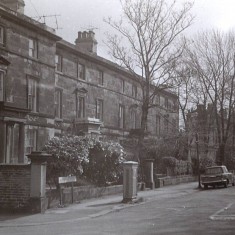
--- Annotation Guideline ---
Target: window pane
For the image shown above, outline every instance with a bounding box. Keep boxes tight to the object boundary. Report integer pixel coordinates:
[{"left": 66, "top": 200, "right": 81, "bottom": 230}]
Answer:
[
  {"left": 28, "top": 78, "right": 37, "bottom": 112},
  {"left": 119, "top": 105, "right": 125, "bottom": 128},
  {"left": 121, "top": 79, "right": 125, "bottom": 93},
  {"left": 78, "top": 64, "right": 85, "bottom": 80},
  {"left": 132, "top": 85, "right": 137, "bottom": 97},
  {"left": 0, "top": 26, "right": 4, "bottom": 44},
  {"left": 25, "top": 127, "right": 37, "bottom": 155},
  {"left": 0, "top": 72, "right": 4, "bottom": 101},
  {"left": 131, "top": 110, "right": 136, "bottom": 129},
  {"left": 29, "top": 39, "right": 37, "bottom": 58},
  {"left": 98, "top": 70, "right": 103, "bottom": 85},
  {"left": 96, "top": 99, "right": 103, "bottom": 120},
  {"left": 55, "top": 54, "right": 62, "bottom": 72},
  {"left": 76, "top": 96, "right": 85, "bottom": 118},
  {"left": 55, "top": 89, "right": 62, "bottom": 118},
  {"left": 55, "top": 55, "right": 58, "bottom": 64}
]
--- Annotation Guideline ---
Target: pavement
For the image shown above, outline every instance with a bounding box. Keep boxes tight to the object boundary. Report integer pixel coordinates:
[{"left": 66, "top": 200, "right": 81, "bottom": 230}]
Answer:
[{"left": 0, "top": 182, "right": 235, "bottom": 227}]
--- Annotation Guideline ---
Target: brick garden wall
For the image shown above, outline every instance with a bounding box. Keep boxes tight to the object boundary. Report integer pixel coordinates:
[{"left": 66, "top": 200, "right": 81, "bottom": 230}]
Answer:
[{"left": 0, "top": 164, "right": 31, "bottom": 211}]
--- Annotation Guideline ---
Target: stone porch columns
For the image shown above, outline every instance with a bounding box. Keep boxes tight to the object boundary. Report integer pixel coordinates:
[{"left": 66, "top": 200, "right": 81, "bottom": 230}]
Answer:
[
  {"left": 18, "top": 123, "right": 25, "bottom": 163},
  {"left": 123, "top": 161, "right": 138, "bottom": 203},
  {"left": 145, "top": 159, "right": 155, "bottom": 189},
  {"left": 27, "top": 151, "right": 52, "bottom": 213}
]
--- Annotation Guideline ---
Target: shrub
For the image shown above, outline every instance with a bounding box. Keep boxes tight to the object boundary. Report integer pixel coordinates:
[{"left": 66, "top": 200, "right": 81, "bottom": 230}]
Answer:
[
  {"left": 191, "top": 155, "right": 215, "bottom": 174},
  {"left": 83, "top": 140, "right": 126, "bottom": 186},
  {"left": 199, "top": 155, "right": 215, "bottom": 172},
  {"left": 43, "top": 135, "right": 93, "bottom": 188},
  {"left": 163, "top": 157, "right": 191, "bottom": 176},
  {"left": 43, "top": 135, "right": 126, "bottom": 188},
  {"left": 162, "top": 157, "right": 177, "bottom": 168}
]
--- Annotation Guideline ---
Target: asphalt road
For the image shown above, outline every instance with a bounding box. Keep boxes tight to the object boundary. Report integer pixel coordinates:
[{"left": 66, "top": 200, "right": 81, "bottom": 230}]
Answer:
[{"left": 1, "top": 182, "right": 235, "bottom": 235}]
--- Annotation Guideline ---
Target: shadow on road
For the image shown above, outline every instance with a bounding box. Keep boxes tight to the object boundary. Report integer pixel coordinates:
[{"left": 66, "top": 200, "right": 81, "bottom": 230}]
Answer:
[{"left": 0, "top": 212, "right": 33, "bottom": 222}]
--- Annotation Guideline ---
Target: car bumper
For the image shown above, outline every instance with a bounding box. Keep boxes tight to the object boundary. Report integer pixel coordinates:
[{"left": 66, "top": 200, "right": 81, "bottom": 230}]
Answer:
[{"left": 202, "top": 179, "right": 227, "bottom": 185}]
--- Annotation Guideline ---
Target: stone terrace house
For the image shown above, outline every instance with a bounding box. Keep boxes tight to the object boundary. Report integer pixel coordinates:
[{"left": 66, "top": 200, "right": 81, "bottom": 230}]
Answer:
[
  {"left": 186, "top": 104, "right": 218, "bottom": 163},
  {"left": 0, "top": 0, "right": 179, "bottom": 164},
  {"left": 187, "top": 104, "right": 235, "bottom": 165}
]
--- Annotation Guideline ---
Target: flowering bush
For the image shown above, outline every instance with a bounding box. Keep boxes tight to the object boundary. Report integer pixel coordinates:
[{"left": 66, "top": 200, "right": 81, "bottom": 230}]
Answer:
[
  {"left": 83, "top": 140, "right": 126, "bottom": 186},
  {"left": 43, "top": 135, "right": 126, "bottom": 188}
]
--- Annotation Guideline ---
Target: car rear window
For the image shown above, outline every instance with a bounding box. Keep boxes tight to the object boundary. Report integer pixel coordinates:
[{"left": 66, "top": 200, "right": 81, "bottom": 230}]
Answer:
[{"left": 205, "top": 167, "right": 223, "bottom": 174}]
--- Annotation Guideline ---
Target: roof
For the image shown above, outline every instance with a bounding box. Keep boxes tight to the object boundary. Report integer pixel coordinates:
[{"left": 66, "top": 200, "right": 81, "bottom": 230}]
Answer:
[
  {"left": 57, "top": 40, "right": 178, "bottom": 99},
  {"left": 57, "top": 40, "right": 139, "bottom": 82},
  {"left": 0, "top": 3, "right": 61, "bottom": 41}
]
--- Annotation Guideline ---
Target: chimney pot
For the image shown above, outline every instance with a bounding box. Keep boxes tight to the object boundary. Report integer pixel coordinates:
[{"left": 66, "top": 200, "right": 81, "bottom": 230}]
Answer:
[
  {"left": 78, "top": 31, "right": 82, "bottom": 39},
  {"left": 82, "top": 31, "right": 87, "bottom": 39},
  {"left": 75, "top": 30, "right": 98, "bottom": 54}
]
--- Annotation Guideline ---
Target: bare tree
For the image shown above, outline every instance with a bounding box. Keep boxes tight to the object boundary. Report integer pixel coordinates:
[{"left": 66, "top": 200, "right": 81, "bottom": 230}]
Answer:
[
  {"left": 104, "top": 0, "right": 194, "bottom": 164},
  {"left": 185, "top": 30, "right": 235, "bottom": 164}
]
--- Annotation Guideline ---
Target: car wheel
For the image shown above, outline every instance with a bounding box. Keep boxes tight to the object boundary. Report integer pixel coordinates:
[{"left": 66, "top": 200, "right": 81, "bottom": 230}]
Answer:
[{"left": 204, "top": 184, "right": 208, "bottom": 189}]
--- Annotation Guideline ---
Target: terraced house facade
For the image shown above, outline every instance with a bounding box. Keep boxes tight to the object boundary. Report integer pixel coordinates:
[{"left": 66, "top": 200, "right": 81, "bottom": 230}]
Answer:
[{"left": 0, "top": 0, "right": 179, "bottom": 164}]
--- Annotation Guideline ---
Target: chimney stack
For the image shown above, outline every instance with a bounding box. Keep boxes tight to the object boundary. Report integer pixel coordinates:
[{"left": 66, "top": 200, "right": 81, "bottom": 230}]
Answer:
[
  {"left": 0, "top": 0, "right": 25, "bottom": 14},
  {"left": 75, "top": 31, "right": 98, "bottom": 54}
]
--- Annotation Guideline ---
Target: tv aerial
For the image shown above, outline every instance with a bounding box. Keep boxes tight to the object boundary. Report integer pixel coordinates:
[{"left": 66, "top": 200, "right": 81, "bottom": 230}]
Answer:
[
  {"left": 28, "top": 0, "right": 61, "bottom": 30},
  {"left": 32, "top": 14, "right": 62, "bottom": 30},
  {"left": 81, "top": 25, "right": 99, "bottom": 32}
]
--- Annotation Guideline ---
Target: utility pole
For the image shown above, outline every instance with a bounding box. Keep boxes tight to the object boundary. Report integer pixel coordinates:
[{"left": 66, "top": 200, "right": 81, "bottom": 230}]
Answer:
[{"left": 195, "top": 133, "right": 201, "bottom": 189}]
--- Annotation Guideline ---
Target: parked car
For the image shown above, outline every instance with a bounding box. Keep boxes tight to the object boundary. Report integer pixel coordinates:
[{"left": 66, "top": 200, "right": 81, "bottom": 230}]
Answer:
[{"left": 201, "top": 166, "right": 235, "bottom": 189}]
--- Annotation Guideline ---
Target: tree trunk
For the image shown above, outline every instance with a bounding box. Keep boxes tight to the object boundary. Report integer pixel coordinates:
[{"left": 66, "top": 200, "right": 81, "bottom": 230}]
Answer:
[
  {"left": 135, "top": 101, "right": 149, "bottom": 181},
  {"left": 217, "top": 143, "right": 225, "bottom": 165}
]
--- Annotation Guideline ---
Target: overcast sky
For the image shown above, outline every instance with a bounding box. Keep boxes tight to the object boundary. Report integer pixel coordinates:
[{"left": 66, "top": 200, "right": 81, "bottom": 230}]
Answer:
[{"left": 24, "top": 0, "right": 235, "bottom": 58}]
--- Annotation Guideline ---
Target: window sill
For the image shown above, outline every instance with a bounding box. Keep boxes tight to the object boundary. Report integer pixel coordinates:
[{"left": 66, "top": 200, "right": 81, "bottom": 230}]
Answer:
[
  {"left": 28, "top": 111, "right": 39, "bottom": 115},
  {"left": 55, "top": 71, "right": 64, "bottom": 75},
  {"left": 77, "top": 77, "right": 86, "bottom": 82},
  {"left": 55, "top": 118, "right": 63, "bottom": 122},
  {"left": 0, "top": 163, "right": 29, "bottom": 166},
  {"left": 28, "top": 56, "right": 38, "bottom": 60}
]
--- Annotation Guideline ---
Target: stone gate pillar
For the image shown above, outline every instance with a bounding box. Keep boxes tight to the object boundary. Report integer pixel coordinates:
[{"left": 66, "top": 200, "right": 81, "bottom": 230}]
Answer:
[
  {"left": 27, "top": 151, "right": 52, "bottom": 213},
  {"left": 145, "top": 159, "right": 155, "bottom": 189},
  {"left": 123, "top": 161, "right": 138, "bottom": 203}
]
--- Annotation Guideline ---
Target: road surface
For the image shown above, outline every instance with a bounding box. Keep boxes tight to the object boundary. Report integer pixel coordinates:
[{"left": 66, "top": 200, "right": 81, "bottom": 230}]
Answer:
[{"left": 0, "top": 182, "right": 235, "bottom": 234}]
